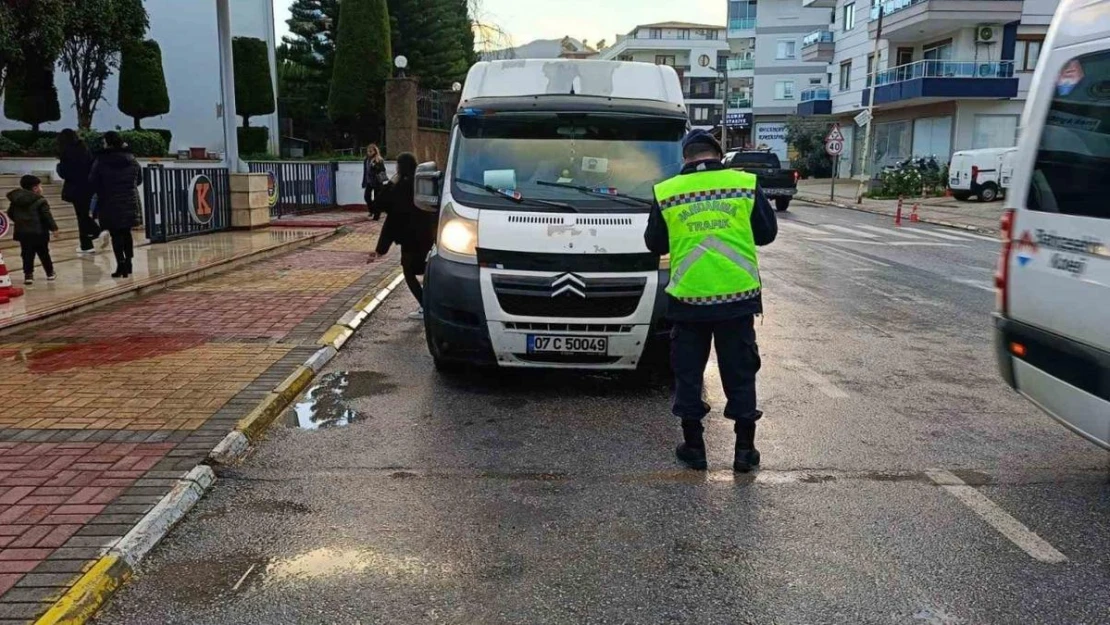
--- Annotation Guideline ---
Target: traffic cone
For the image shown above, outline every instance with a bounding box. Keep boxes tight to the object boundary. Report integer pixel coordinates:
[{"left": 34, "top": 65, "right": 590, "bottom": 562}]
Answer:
[
  {"left": 0, "top": 251, "right": 24, "bottom": 305},
  {"left": 895, "top": 196, "right": 904, "bottom": 227},
  {"left": 911, "top": 203, "right": 920, "bottom": 223}
]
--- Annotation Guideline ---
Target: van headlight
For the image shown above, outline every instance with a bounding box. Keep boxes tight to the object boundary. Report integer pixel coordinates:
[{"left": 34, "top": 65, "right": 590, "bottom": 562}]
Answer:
[{"left": 438, "top": 202, "right": 478, "bottom": 263}]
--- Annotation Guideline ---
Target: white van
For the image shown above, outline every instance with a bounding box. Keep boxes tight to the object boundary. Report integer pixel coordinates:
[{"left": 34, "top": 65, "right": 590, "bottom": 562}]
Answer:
[
  {"left": 995, "top": 0, "right": 1110, "bottom": 450},
  {"left": 416, "top": 60, "right": 687, "bottom": 372},
  {"left": 948, "top": 147, "right": 1017, "bottom": 202}
]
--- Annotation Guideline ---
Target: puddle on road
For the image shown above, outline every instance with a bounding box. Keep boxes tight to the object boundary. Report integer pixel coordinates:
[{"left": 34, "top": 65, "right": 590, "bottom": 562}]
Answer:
[{"left": 285, "top": 371, "right": 396, "bottom": 429}]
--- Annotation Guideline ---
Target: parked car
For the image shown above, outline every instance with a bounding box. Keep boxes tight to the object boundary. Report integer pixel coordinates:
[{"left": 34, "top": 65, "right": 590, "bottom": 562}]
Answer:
[
  {"left": 994, "top": 0, "right": 1109, "bottom": 450},
  {"left": 948, "top": 147, "right": 1017, "bottom": 202},
  {"left": 723, "top": 149, "right": 799, "bottom": 212}
]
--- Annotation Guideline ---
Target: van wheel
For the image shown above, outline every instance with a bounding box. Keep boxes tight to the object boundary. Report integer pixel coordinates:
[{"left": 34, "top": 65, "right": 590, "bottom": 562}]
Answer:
[
  {"left": 425, "top": 319, "right": 462, "bottom": 375},
  {"left": 951, "top": 191, "right": 971, "bottom": 201},
  {"left": 978, "top": 183, "right": 1000, "bottom": 203},
  {"left": 775, "top": 198, "right": 791, "bottom": 212}
]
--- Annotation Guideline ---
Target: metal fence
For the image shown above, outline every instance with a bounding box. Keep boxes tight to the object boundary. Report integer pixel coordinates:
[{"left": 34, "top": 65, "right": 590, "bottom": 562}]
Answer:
[
  {"left": 247, "top": 161, "right": 338, "bottom": 217},
  {"left": 417, "top": 88, "right": 452, "bottom": 130},
  {"left": 143, "top": 165, "right": 231, "bottom": 243}
]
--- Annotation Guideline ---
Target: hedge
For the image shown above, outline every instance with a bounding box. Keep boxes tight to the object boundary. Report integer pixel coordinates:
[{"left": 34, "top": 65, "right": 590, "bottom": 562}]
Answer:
[
  {"left": 0, "top": 136, "right": 22, "bottom": 156},
  {"left": 237, "top": 127, "right": 269, "bottom": 154},
  {"left": 1, "top": 130, "right": 59, "bottom": 149},
  {"left": 118, "top": 39, "right": 171, "bottom": 129},
  {"left": 0, "top": 129, "right": 168, "bottom": 157},
  {"left": 232, "top": 37, "right": 275, "bottom": 126},
  {"left": 147, "top": 128, "right": 173, "bottom": 151},
  {"left": 119, "top": 130, "right": 167, "bottom": 157}
]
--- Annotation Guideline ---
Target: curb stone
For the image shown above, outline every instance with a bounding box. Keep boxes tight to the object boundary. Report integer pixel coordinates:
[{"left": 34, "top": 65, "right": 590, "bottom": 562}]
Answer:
[
  {"left": 31, "top": 266, "right": 404, "bottom": 625},
  {"left": 796, "top": 194, "right": 1000, "bottom": 236}
]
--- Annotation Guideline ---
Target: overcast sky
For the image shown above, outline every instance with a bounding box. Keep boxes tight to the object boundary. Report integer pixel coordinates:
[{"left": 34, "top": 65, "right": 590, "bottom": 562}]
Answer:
[{"left": 275, "top": 0, "right": 726, "bottom": 50}]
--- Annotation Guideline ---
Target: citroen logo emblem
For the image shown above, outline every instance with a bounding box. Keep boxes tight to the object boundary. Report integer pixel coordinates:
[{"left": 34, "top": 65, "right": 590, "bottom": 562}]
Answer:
[{"left": 551, "top": 273, "right": 586, "bottom": 298}]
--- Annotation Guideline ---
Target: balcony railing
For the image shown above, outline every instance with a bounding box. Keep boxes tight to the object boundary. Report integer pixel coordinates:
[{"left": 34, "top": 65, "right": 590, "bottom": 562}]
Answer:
[
  {"left": 686, "top": 90, "right": 722, "bottom": 100},
  {"left": 728, "top": 96, "right": 753, "bottom": 108},
  {"left": 869, "top": 0, "right": 1011, "bottom": 19},
  {"left": 802, "top": 30, "right": 834, "bottom": 48},
  {"left": 728, "top": 18, "right": 756, "bottom": 31},
  {"left": 726, "top": 58, "right": 755, "bottom": 72},
  {"left": 874, "top": 59, "right": 1015, "bottom": 85},
  {"left": 800, "top": 88, "right": 831, "bottom": 102}
]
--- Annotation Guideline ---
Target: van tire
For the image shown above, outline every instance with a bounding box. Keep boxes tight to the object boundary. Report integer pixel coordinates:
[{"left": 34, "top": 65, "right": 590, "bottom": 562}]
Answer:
[
  {"left": 952, "top": 191, "right": 972, "bottom": 201},
  {"left": 978, "top": 183, "right": 1000, "bottom": 203},
  {"left": 775, "top": 198, "right": 791, "bottom": 212}
]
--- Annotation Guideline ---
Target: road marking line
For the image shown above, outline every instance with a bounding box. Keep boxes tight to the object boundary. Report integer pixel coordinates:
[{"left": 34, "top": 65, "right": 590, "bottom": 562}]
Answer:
[
  {"left": 779, "top": 221, "right": 828, "bottom": 236},
  {"left": 856, "top": 224, "right": 927, "bottom": 239},
  {"left": 926, "top": 469, "right": 1068, "bottom": 564},
  {"left": 942, "top": 230, "right": 1001, "bottom": 243},
  {"left": 814, "top": 243, "right": 893, "bottom": 267},
  {"left": 909, "top": 229, "right": 970, "bottom": 241},
  {"left": 783, "top": 359, "right": 850, "bottom": 398},
  {"left": 823, "top": 224, "right": 880, "bottom": 238},
  {"left": 883, "top": 241, "right": 963, "bottom": 248},
  {"left": 952, "top": 278, "right": 994, "bottom": 292},
  {"left": 806, "top": 236, "right": 892, "bottom": 248}
]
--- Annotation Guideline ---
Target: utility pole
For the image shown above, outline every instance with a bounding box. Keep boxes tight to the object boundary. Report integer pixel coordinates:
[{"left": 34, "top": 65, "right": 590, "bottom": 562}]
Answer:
[
  {"left": 855, "top": 2, "right": 884, "bottom": 203},
  {"left": 721, "top": 60, "right": 730, "bottom": 151}
]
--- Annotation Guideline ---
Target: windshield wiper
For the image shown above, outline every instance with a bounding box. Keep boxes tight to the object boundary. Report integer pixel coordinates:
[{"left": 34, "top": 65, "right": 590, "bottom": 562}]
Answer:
[
  {"left": 453, "top": 178, "right": 577, "bottom": 212},
  {"left": 535, "top": 180, "right": 654, "bottom": 207}
]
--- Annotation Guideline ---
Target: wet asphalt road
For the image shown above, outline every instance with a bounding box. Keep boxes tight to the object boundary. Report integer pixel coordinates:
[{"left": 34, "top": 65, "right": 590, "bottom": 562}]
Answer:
[{"left": 98, "top": 202, "right": 1109, "bottom": 625}]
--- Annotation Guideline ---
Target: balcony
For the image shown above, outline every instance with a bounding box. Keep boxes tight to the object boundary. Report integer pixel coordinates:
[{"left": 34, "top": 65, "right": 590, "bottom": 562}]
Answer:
[
  {"left": 801, "top": 30, "right": 834, "bottom": 63},
  {"left": 685, "top": 90, "right": 722, "bottom": 101},
  {"left": 802, "top": 0, "right": 836, "bottom": 7},
  {"left": 798, "top": 88, "right": 832, "bottom": 116},
  {"left": 728, "top": 17, "right": 755, "bottom": 38},
  {"left": 868, "top": 0, "right": 1023, "bottom": 43},
  {"left": 727, "top": 95, "right": 753, "bottom": 109},
  {"left": 860, "top": 59, "right": 1018, "bottom": 106},
  {"left": 725, "top": 58, "right": 755, "bottom": 74}
]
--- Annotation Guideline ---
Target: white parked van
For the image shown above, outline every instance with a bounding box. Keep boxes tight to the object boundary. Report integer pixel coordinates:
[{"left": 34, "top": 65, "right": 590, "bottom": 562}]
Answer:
[
  {"left": 416, "top": 60, "right": 688, "bottom": 371},
  {"left": 995, "top": 0, "right": 1110, "bottom": 450},
  {"left": 948, "top": 147, "right": 1017, "bottom": 202}
]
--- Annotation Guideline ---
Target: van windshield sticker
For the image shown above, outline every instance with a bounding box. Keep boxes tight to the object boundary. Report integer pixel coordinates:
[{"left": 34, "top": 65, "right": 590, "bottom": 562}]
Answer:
[
  {"left": 1046, "top": 110, "right": 1101, "bottom": 132},
  {"left": 1057, "top": 59, "right": 1085, "bottom": 97}
]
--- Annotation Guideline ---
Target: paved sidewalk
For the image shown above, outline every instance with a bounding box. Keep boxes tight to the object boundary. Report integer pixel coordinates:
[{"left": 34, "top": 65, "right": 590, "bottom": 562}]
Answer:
[
  {"left": 796, "top": 179, "right": 1006, "bottom": 233},
  {"left": 0, "top": 220, "right": 397, "bottom": 623},
  {"left": 0, "top": 228, "right": 334, "bottom": 332}
]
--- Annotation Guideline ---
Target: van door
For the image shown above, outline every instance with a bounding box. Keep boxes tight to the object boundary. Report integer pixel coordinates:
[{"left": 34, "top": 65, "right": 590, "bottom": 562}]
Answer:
[{"left": 1009, "top": 45, "right": 1110, "bottom": 354}]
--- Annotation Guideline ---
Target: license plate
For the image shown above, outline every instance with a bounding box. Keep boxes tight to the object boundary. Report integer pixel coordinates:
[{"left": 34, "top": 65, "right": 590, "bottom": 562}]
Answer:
[
  {"left": 950, "top": 177, "right": 959, "bottom": 185},
  {"left": 527, "top": 335, "right": 608, "bottom": 355},
  {"left": 764, "top": 188, "right": 797, "bottom": 196}
]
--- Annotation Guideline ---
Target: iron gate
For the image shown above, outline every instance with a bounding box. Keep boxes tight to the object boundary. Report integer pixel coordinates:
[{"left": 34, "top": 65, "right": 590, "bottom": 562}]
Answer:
[{"left": 143, "top": 165, "right": 231, "bottom": 243}]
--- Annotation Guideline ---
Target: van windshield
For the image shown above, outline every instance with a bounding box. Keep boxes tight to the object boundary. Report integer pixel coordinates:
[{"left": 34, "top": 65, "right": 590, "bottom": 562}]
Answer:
[
  {"left": 1027, "top": 49, "right": 1110, "bottom": 219},
  {"left": 451, "top": 112, "right": 686, "bottom": 212}
]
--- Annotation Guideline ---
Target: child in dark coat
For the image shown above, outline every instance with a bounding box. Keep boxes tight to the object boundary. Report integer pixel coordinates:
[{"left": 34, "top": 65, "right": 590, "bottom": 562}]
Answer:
[{"left": 6, "top": 175, "right": 59, "bottom": 285}]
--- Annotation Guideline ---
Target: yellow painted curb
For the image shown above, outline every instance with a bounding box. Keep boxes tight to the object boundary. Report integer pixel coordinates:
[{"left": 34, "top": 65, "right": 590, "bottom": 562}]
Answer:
[
  {"left": 318, "top": 324, "right": 355, "bottom": 350},
  {"left": 234, "top": 392, "right": 288, "bottom": 441},
  {"left": 34, "top": 555, "right": 131, "bottom": 625}
]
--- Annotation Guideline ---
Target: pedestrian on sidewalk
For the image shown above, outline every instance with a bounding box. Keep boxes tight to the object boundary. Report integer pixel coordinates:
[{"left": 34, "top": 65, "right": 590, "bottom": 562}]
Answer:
[
  {"left": 56, "top": 129, "right": 105, "bottom": 254},
  {"left": 88, "top": 131, "right": 142, "bottom": 279},
  {"left": 367, "top": 152, "right": 438, "bottom": 320},
  {"left": 6, "top": 175, "right": 59, "bottom": 285},
  {"left": 363, "top": 143, "right": 387, "bottom": 221},
  {"left": 644, "top": 129, "right": 778, "bottom": 473}
]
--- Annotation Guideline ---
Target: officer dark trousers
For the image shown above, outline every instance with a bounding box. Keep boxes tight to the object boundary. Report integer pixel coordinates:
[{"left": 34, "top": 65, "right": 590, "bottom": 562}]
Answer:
[{"left": 671, "top": 315, "right": 763, "bottom": 471}]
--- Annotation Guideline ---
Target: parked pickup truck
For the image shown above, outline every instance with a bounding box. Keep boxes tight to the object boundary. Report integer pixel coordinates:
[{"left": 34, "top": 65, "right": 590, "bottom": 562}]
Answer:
[{"left": 723, "top": 149, "right": 799, "bottom": 211}]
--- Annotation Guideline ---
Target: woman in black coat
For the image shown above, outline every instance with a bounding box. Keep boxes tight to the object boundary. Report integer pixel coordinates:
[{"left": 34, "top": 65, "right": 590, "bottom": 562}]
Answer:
[
  {"left": 56, "top": 129, "right": 101, "bottom": 253},
  {"left": 88, "top": 131, "right": 143, "bottom": 278},
  {"left": 367, "top": 153, "right": 438, "bottom": 319},
  {"left": 362, "top": 143, "right": 387, "bottom": 220}
]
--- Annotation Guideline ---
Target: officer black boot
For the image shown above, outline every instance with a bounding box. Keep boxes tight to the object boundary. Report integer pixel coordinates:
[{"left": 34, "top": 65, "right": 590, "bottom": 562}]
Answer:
[
  {"left": 676, "top": 419, "right": 708, "bottom": 471},
  {"left": 733, "top": 412, "right": 762, "bottom": 473}
]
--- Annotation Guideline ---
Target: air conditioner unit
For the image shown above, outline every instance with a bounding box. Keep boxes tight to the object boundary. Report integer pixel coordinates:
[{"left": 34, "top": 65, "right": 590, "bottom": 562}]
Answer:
[{"left": 976, "top": 25, "right": 1002, "bottom": 44}]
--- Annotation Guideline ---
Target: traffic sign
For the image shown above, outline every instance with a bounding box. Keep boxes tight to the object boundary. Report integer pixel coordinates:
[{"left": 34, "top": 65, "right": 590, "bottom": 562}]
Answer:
[
  {"left": 854, "top": 109, "right": 872, "bottom": 127},
  {"left": 825, "top": 140, "right": 844, "bottom": 156},
  {"left": 825, "top": 123, "right": 845, "bottom": 143}
]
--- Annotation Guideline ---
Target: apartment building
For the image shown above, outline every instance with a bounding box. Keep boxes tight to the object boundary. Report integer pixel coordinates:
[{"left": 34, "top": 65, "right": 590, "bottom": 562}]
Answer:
[
  {"left": 796, "top": 0, "right": 1058, "bottom": 176},
  {"left": 731, "top": 0, "right": 832, "bottom": 162},
  {"left": 599, "top": 22, "right": 730, "bottom": 130}
]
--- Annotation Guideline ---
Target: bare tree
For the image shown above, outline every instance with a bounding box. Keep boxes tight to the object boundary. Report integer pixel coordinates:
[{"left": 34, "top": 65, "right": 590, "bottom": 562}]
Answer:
[{"left": 468, "top": 0, "right": 515, "bottom": 60}]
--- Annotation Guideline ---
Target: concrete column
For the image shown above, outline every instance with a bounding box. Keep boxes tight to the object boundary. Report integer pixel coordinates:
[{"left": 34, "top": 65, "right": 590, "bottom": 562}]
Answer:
[
  {"left": 385, "top": 78, "right": 419, "bottom": 158},
  {"left": 229, "top": 173, "right": 271, "bottom": 229},
  {"left": 216, "top": 0, "right": 241, "bottom": 172}
]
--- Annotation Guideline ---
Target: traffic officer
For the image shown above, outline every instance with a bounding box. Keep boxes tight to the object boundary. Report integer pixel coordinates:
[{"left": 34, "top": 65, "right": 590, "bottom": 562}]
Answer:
[{"left": 644, "top": 129, "right": 778, "bottom": 472}]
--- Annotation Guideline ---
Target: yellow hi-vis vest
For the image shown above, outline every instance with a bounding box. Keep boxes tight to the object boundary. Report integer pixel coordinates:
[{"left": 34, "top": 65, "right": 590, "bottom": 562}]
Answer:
[{"left": 653, "top": 168, "right": 761, "bottom": 305}]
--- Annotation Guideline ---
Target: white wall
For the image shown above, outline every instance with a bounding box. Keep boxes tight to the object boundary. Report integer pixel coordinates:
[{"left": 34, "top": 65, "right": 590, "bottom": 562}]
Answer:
[
  {"left": 1022, "top": 0, "right": 1060, "bottom": 25},
  {"left": 953, "top": 100, "right": 1025, "bottom": 151},
  {"left": 829, "top": 0, "right": 881, "bottom": 116},
  {"left": 752, "top": 0, "right": 831, "bottom": 114},
  {"left": 0, "top": 0, "right": 278, "bottom": 155}
]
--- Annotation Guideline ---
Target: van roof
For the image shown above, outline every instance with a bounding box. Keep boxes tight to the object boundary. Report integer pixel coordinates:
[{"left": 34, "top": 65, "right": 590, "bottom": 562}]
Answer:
[
  {"left": 460, "top": 60, "right": 686, "bottom": 107},
  {"left": 1047, "top": 0, "right": 1110, "bottom": 49}
]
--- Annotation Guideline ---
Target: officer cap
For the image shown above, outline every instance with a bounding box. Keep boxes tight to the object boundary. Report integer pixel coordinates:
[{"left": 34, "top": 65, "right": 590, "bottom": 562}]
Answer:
[{"left": 682, "top": 129, "right": 724, "bottom": 159}]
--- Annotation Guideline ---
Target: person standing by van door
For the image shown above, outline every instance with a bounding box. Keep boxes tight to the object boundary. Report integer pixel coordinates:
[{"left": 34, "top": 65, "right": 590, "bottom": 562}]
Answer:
[{"left": 644, "top": 129, "right": 778, "bottom": 472}]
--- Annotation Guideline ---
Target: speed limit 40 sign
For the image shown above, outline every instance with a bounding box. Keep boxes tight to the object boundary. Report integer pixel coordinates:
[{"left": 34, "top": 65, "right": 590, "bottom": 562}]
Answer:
[{"left": 825, "top": 123, "right": 845, "bottom": 156}]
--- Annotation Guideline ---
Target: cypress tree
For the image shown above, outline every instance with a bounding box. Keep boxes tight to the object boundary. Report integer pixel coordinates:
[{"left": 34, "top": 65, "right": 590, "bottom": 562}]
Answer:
[
  {"left": 118, "top": 39, "right": 170, "bottom": 130},
  {"left": 3, "top": 54, "right": 61, "bottom": 133},
  {"left": 389, "top": 0, "right": 475, "bottom": 89},
  {"left": 233, "top": 37, "right": 276, "bottom": 127},
  {"left": 328, "top": 0, "right": 392, "bottom": 141}
]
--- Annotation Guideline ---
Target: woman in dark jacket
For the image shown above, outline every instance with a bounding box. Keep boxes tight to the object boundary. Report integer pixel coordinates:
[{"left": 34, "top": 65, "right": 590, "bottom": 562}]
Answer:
[
  {"left": 367, "top": 153, "right": 438, "bottom": 319},
  {"left": 88, "top": 131, "right": 142, "bottom": 278},
  {"left": 362, "top": 143, "right": 387, "bottom": 220},
  {"left": 56, "top": 129, "right": 101, "bottom": 253}
]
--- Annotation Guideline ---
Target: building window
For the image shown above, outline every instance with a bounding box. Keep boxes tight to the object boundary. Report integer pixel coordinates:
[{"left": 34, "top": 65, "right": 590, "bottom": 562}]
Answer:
[
  {"left": 1016, "top": 39, "right": 1043, "bottom": 72},
  {"left": 866, "top": 53, "right": 875, "bottom": 87},
  {"left": 774, "top": 80, "right": 795, "bottom": 100},
  {"left": 703, "top": 30, "right": 720, "bottom": 40},
  {"left": 923, "top": 40, "right": 954, "bottom": 61},
  {"left": 678, "top": 29, "right": 690, "bottom": 40},
  {"left": 655, "top": 55, "right": 676, "bottom": 66},
  {"left": 839, "top": 61, "right": 852, "bottom": 91},
  {"left": 912, "top": 116, "right": 953, "bottom": 160},
  {"left": 649, "top": 28, "right": 662, "bottom": 39},
  {"left": 843, "top": 2, "right": 856, "bottom": 31},
  {"left": 973, "top": 114, "right": 1019, "bottom": 148},
  {"left": 617, "top": 54, "right": 633, "bottom": 62},
  {"left": 809, "top": 77, "right": 823, "bottom": 85},
  {"left": 776, "top": 40, "right": 797, "bottom": 60}
]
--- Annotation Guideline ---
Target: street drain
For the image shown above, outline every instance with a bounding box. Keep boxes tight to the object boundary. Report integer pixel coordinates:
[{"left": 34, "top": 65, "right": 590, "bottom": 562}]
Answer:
[{"left": 285, "top": 371, "right": 395, "bottom": 429}]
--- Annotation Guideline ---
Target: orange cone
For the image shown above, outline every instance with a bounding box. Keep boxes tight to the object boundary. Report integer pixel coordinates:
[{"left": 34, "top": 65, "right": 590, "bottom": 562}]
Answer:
[
  {"left": 0, "top": 251, "right": 25, "bottom": 305},
  {"left": 911, "top": 203, "right": 920, "bottom": 223}
]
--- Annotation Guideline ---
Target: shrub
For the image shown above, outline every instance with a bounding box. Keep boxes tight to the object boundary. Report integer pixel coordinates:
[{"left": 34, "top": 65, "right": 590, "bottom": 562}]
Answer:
[
  {"left": 1, "top": 130, "right": 59, "bottom": 148},
  {"left": 79, "top": 129, "right": 104, "bottom": 151},
  {"left": 237, "top": 126, "right": 269, "bottom": 154},
  {"left": 146, "top": 128, "right": 173, "bottom": 151},
  {"left": 118, "top": 39, "right": 170, "bottom": 129},
  {"left": 2, "top": 56, "right": 60, "bottom": 132},
  {"left": 0, "top": 136, "right": 23, "bottom": 156},
  {"left": 119, "top": 130, "right": 167, "bottom": 157},
  {"left": 26, "top": 137, "right": 60, "bottom": 156},
  {"left": 232, "top": 37, "right": 275, "bottom": 127}
]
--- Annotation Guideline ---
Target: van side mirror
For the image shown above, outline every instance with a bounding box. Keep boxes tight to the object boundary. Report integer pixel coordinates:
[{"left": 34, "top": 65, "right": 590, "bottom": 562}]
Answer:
[{"left": 414, "top": 161, "right": 442, "bottom": 212}]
